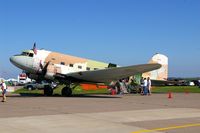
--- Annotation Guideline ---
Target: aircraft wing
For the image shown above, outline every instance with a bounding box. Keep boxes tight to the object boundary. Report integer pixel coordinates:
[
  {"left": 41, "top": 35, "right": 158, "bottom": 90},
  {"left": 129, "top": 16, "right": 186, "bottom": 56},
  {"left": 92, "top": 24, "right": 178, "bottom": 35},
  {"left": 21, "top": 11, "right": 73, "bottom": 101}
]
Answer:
[{"left": 55, "top": 63, "right": 161, "bottom": 83}]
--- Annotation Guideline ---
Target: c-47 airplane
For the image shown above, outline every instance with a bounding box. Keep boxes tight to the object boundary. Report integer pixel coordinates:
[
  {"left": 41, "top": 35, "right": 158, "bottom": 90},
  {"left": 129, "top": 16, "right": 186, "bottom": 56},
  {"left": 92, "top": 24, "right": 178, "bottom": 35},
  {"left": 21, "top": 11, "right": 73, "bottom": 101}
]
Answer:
[{"left": 10, "top": 43, "right": 161, "bottom": 96}]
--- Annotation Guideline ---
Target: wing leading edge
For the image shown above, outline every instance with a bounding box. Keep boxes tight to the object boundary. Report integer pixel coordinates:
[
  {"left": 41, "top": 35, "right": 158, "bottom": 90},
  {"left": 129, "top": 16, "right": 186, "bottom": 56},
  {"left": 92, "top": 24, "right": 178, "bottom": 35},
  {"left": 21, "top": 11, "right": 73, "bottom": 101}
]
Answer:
[{"left": 57, "top": 63, "right": 161, "bottom": 83}]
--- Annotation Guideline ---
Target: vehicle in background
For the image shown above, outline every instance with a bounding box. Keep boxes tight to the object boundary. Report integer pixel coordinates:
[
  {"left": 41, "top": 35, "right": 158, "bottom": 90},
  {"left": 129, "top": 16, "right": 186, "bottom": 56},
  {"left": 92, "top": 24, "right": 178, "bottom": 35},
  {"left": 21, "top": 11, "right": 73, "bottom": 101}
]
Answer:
[
  {"left": 18, "top": 73, "right": 32, "bottom": 85},
  {"left": 192, "top": 80, "right": 200, "bottom": 86},
  {"left": 188, "top": 81, "right": 195, "bottom": 86},
  {"left": 24, "top": 80, "right": 57, "bottom": 90},
  {"left": 198, "top": 80, "right": 200, "bottom": 88},
  {"left": 199, "top": 80, "right": 200, "bottom": 88}
]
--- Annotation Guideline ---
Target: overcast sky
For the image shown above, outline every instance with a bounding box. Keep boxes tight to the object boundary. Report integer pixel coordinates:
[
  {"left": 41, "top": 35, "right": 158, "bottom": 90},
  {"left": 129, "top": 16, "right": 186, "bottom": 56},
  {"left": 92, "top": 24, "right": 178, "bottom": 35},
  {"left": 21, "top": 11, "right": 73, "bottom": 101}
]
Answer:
[{"left": 0, "top": 0, "right": 200, "bottom": 78}]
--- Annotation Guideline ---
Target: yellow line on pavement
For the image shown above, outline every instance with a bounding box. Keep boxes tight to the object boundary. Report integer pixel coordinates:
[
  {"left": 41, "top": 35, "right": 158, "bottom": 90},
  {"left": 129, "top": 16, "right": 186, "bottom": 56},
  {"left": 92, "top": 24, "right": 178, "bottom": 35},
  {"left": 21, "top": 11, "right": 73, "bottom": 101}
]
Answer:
[{"left": 132, "top": 123, "right": 200, "bottom": 133}]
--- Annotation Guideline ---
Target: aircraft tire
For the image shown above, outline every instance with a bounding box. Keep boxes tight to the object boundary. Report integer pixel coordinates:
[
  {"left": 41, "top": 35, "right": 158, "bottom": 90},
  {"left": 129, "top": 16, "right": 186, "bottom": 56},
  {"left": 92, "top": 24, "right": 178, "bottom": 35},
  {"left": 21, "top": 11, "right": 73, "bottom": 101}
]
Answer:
[
  {"left": 62, "top": 87, "right": 72, "bottom": 97},
  {"left": 44, "top": 85, "right": 53, "bottom": 96}
]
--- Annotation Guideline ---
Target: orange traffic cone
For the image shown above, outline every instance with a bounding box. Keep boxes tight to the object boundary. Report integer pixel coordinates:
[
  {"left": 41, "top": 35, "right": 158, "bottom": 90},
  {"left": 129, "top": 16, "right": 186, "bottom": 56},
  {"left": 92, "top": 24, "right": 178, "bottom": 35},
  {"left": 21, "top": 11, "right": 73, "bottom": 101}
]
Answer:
[{"left": 168, "top": 92, "right": 172, "bottom": 99}]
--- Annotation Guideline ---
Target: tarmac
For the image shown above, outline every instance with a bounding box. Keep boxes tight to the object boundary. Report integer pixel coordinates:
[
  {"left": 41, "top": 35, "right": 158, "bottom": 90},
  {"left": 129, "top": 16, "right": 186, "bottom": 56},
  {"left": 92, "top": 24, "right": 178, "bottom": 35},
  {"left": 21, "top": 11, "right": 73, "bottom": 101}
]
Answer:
[{"left": 0, "top": 93, "right": 200, "bottom": 133}]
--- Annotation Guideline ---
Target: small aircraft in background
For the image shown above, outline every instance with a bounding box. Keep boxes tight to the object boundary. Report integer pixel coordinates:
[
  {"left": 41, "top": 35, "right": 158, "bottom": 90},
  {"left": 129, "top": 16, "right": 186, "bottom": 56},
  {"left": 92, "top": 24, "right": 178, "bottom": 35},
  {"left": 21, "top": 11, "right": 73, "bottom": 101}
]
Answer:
[{"left": 10, "top": 43, "right": 161, "bottom": 96}]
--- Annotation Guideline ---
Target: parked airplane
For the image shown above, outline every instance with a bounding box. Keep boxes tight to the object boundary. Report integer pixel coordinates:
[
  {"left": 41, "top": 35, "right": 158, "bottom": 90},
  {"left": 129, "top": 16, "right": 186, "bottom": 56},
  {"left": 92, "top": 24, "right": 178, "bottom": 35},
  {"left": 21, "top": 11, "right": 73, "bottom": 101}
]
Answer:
[{"left": 10, "top": 43, "right": 161, "bottom": 96}]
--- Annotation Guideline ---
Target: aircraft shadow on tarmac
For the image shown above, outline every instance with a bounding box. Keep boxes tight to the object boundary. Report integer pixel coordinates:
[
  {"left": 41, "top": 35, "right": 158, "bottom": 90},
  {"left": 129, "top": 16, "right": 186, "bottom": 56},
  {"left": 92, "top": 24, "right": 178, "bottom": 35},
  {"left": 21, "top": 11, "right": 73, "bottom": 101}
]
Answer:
[{"left": 11, "top": 93, "right": 122, "bottom": 99}]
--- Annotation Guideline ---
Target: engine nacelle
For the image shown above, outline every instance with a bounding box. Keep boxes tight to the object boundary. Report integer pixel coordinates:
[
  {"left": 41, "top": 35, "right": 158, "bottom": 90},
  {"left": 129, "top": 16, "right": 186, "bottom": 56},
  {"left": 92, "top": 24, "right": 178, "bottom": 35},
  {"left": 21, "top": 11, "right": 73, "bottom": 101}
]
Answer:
[
  {"left": 45, "top": 72, "right": 55, "bottom": 80},
  {"left": 44, "top": 64, "right": 57, "bottom": 80},
  {"left": 27, "top": 64, "right": 57, "bottom": 81}
]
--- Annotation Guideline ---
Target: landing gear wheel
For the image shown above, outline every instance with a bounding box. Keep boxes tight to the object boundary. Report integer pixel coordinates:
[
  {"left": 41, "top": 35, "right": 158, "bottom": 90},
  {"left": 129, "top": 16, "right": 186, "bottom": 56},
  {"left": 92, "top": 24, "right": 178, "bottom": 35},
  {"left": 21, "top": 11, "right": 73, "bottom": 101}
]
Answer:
[
  {"left": 44, "top": 85, "right": 53, "bottom": 96},
  {"left": 62, "top": 87, "right": 72, "bottom": 97}
]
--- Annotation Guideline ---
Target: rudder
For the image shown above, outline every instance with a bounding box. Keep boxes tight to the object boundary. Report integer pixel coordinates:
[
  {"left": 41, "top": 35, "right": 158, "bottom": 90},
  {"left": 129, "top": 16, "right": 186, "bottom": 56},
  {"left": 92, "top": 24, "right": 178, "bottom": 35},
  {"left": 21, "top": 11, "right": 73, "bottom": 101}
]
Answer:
[{"left": 142, "top": 53, "right": 168, "bottom": 80}]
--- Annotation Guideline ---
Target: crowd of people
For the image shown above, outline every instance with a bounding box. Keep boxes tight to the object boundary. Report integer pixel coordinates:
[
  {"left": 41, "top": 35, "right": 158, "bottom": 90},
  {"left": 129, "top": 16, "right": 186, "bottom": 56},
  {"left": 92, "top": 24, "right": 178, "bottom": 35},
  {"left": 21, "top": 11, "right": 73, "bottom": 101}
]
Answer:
[
  {"left": 140, "top": 77, "right": 151, "bottom": 95},
  {"left": 108, "top": 77, "right": 152, "bottom": 96},
  {"left": 109, "top": 79, "right": 129, "bottom": 95}
]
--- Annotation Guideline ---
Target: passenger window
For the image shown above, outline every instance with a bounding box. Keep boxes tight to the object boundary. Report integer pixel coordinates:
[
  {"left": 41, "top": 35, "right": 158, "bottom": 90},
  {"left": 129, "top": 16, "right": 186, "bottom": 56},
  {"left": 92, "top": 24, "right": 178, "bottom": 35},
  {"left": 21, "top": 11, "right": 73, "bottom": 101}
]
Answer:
[
  {"left": 78, "top": 66, "right": 82, "bottom": 69},
  {"left": 94, "top": 68, "right": 98, "bottom": 70},
  {"left": 86, "top": 67, "right": 90, "bottom": 71},
  {"left": 69, "top": 64, "right": 74, "bottom": 67},
  {"left": 60, "top": 62, "right": 65, "bottom": 65}
]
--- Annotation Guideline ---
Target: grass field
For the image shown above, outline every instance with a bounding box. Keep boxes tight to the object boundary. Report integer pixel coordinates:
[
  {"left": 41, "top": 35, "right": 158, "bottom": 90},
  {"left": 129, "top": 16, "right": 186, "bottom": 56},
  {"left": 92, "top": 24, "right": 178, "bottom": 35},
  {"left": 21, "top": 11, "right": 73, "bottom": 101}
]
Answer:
[
  {"left": 14, "top": 85, "right": 109, "bottom": 96},
  {"left": 152, "top": 86, "right": 200, "bottom": 93},
  {"left": 14, "top": 85, "right": 200, "bottom": 96}
]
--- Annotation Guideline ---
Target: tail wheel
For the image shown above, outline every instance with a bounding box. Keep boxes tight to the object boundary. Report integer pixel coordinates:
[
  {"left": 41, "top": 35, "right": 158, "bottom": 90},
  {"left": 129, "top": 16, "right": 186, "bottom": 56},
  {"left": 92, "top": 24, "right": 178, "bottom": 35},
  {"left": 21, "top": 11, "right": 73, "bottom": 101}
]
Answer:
[{"left": 62, "top": 87, "right": 72, "bottom": 97}]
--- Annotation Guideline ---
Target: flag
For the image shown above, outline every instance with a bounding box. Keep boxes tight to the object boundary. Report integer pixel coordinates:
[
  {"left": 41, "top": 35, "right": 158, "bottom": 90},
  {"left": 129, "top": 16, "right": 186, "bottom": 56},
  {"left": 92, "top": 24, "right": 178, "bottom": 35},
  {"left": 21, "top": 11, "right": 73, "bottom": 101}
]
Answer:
[{"left": 33, "top": 42, "right": 37, "bottom": 55}]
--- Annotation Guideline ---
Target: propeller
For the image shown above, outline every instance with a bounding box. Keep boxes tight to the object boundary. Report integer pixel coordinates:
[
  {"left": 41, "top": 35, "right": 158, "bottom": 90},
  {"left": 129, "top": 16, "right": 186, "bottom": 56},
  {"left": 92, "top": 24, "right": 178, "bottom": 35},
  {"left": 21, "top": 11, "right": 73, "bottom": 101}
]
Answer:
[
  {"left": 31, "top": 42, "right": 50, "bottom": 76},
  {"left": 31, "top": 43, "right": 51, "bottom": 80},
  {"left": 39, "top": 61, "right": 50, "bottom": 76}
]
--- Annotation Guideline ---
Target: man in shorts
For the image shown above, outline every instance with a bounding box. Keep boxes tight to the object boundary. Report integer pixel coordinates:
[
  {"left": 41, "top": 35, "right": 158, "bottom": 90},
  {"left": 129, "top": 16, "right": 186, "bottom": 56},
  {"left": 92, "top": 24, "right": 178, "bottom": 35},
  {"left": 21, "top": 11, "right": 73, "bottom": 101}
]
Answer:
[{"left": 1, "top": 79, "right": 7, "bottom": 102}]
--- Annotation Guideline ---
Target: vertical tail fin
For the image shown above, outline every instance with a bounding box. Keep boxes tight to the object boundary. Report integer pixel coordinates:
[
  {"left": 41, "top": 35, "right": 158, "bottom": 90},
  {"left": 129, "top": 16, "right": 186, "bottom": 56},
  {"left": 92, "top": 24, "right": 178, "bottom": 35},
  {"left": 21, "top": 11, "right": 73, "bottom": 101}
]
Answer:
[{"left": 142, "top": 53, "right": 168, "bottom": 81}]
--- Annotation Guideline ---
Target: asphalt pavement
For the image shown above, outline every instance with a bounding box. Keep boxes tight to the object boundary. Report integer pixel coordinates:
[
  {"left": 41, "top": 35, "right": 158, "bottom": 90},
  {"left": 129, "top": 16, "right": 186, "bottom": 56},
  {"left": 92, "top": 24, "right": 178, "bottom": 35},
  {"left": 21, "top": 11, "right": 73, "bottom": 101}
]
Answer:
[{"left": 0, "top": 93, "right": 200, "bottom": 133}]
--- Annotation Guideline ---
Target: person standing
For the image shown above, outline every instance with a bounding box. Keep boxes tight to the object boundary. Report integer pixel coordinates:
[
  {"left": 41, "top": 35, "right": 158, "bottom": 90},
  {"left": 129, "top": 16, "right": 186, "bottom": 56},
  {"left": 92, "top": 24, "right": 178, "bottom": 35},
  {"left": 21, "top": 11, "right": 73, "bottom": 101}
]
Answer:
[
  {"left": 147, "top": 77, "right": 152, "bottom": 95},
  {"left": 1, "top": 79, "right": 7, "bottom": 102},
  {"left": 119, "top": 80, "right": 124, "bottom": 95},
  {"left": 140, "top": 77, "right": 144, "bottom": 95},
  {"left": 143, "top": 78, "right": 148, "bottom": 95}
]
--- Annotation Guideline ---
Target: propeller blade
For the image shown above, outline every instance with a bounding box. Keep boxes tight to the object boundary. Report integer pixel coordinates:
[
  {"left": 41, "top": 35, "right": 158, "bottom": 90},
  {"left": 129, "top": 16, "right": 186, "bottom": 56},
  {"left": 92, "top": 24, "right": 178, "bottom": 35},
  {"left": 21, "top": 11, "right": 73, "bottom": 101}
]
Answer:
[
  {"left": 39, "top": 61, "right": 50, "bottom": 75},
  {"left": 39, "top": 62, "right": 44, "bottom": 70},
  {"left": 43, "top": 61, "right": 50, "bottom": 70}
]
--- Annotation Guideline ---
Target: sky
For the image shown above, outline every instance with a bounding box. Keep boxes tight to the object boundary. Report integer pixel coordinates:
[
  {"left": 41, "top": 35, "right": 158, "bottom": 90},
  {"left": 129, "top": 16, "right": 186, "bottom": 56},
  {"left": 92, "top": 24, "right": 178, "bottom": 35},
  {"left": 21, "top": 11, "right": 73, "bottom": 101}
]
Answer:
[{"left": 0, "top": 0, "right": 200, "bottom": 79}]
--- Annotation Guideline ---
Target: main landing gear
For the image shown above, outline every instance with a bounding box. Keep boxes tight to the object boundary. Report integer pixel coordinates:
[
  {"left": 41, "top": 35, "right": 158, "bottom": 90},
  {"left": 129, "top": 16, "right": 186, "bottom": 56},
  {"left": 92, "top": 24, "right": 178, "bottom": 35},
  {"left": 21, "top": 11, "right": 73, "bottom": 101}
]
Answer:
[
  {"left": 43, "top": 85, "right": 73, "bottom": 97},
  {"left": 44, "top": 85, "right": 53, "bottom": 96},
  {"left": 61, "top": 86, "right": 72, "bottom": 97},
  {"left": 43, "top": 82, "right": 74, "bottom": 97}
]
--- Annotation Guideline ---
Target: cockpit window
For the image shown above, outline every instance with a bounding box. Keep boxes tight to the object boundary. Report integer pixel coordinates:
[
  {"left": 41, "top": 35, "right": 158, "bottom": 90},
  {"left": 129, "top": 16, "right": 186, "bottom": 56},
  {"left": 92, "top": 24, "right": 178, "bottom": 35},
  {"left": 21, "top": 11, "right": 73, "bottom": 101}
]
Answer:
[
  {"left": 21, "top": 52, "right": 34, "bottom": 57},
  {"left": 29, "top": 53, "right": 34, "bottom": 57},
  {"left": 21, "top": 52, "right": 29, "bottom": 56}
]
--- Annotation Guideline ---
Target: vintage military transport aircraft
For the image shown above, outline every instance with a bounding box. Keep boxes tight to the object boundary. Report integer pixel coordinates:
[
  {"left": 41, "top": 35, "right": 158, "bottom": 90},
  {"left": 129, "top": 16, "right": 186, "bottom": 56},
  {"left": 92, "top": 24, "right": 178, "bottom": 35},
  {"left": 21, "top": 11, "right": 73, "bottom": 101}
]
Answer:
[{"left": 10, "top": 43, "right": 161, "bottom": 96}]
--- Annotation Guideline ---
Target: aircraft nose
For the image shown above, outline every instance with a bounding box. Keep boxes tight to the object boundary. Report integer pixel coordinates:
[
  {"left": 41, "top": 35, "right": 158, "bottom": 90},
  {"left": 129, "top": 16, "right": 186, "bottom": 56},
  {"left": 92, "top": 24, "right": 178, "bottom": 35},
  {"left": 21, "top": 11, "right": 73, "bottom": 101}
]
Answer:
[
  {"left": 10, "top": 56, "right": 16, "bottom": 64},
  {"left": 10, "top": 56, "right": 24, "bottom": 68},
  {"left": 10, "top": 55, "right": 35, "bottom": 72}
]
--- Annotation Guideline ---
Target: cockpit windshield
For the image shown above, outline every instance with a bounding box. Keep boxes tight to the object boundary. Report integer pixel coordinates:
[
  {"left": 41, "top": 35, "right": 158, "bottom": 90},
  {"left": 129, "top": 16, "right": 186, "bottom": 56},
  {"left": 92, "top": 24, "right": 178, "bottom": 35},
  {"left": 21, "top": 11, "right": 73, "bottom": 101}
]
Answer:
[{"left": 21, "top": 52, "right": 34, "bottom": 57}]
